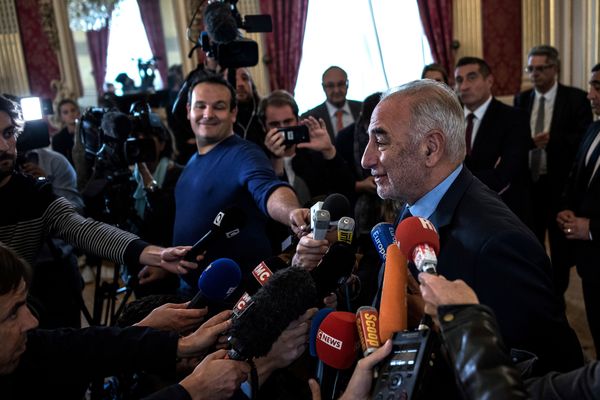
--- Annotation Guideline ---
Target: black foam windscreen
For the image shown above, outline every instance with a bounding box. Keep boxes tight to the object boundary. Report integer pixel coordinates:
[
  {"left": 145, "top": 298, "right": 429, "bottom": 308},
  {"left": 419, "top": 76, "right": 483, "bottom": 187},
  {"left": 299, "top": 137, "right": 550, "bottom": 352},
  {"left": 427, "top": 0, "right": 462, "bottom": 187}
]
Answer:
[
  {"left": 228, "top": 267, "right": 317, "bottom": 360},
  {"left": 101, "top": 111, "right": 131, "bottom": 142},
  {"left": 311, "top": 242, "right": 356, "bottom": 301},
  {"left": 203, "top": 1, "right": 240, "bottom": 43},
  {"left": 322, "top": 193, "right": 351, "bottom": 222}
]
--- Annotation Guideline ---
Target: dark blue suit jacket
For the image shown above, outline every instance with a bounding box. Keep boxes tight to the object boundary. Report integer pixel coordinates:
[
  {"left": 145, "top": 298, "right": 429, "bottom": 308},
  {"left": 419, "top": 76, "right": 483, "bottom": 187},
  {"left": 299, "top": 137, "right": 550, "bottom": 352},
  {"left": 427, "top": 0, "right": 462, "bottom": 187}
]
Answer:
[
  {"left": 301, "top": 100, "right": 362, "bottom": 142},
  {"left": 427, "top": 167, "right": 582, "bottom": 374}
]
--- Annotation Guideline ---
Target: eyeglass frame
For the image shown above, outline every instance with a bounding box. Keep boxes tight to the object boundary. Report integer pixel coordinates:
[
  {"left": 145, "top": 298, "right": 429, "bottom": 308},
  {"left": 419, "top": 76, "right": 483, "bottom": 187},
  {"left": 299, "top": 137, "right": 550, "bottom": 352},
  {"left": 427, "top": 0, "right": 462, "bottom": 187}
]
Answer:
[{"left": 524, "top": 64, "right": 556, "bottom": 73}]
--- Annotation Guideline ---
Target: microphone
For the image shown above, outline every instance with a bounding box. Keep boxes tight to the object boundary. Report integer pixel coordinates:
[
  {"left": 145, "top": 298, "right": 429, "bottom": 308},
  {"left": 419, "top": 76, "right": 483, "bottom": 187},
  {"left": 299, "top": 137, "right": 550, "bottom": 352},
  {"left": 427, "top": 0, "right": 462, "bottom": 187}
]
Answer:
[
  {"left": 184, "top": 206, "right": 246, "bottom": 262},
  {"left": 321, "top": 193, "right": 351, "bottom": 223},
  {"left": 232, "top": 256, "right": 289, "bottom": 318},
  {"left": 356, "top": 306, "right": 381, "bottom": 357},
  {"left": 310, "top": 242, "right": 355, "bottom": 301},
  {"left": 378, "top": 244, "right": 408, "bottom": 342},
  {"left": 101, "top": 111, "right": 131, "bottom": 142},
  {"left": 395, "top": 216, "right": 440, "bottom": 274},
  {"left": 187, "top": 258, "right": 242, "bottom": 310},
  {"left": 228, "top": 267, "right": 317, "bottom": 360},
  {"left": 203, "top": 1, "right": 240, "bottom": 44},
  {"left": 370, "top": 222, "right": 396, "bottom": 262},
  {"left": 312, "top": 209, "right": 331, "bottom": 240},
  {"left": 337, "top": 217, "right": 355, "bottom": 245},
  {"left": 309, "top": 308, "right": 335, "bottom": 358},
  {"left": 316, "top": 311, "right": 358, "bottom": 370}
]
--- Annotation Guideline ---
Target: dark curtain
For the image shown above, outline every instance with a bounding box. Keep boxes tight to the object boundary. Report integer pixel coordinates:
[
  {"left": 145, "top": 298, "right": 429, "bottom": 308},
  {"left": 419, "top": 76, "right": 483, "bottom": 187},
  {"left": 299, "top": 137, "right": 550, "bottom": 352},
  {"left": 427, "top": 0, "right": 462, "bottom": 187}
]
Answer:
[
  {"left": 137, "top": 0, "right": 169, "bottom": 85},
  {"left": 86, "top": 27, "right": 110, "bottom": 94},
  {"left": 259, "top": 0, "right": 309, "bottom": 93},
  {"left": 417, "top": 0, "right": 454, "bottom": 81}
]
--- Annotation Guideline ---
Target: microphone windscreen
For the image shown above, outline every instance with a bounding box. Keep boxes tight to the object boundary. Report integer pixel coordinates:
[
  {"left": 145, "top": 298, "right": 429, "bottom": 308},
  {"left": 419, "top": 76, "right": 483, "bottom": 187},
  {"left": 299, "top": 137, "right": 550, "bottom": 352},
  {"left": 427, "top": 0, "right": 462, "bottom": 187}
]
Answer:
[
  {"left": 229, "top": 267, "right": 317, "bottom": 360},
  {"left": 203, "top": 1, "right": 240, "bottom": 43},
  {"left": 309, "top": 308, "right": 334, "bottom": 357},
  {"left": 101, "top": 111, "right": 131, "bottom": 141},
  {"left": 244, "top": 256, "right": 289, "bottom": 295},
  {"left": 311, "top": 242, "right": 355, "bottom": 300},
  {"left": 370, "top": 222, "right": 395, "bottom": 262},
  {"left": 379, "top": 244, "right": 407, "bottom": 342},
  {"left": 198, "top": 258, "right": 242, "bottom": 300},
  {"left": 321, "top": 193, "right": 351, "bottom": 222},
  {"left": 395, "top": 216, "right": 440, "bottom": 258},
  {"left": 316, "top": 311, "right": 358, "bottom": 370},
  {"left": 356, "top": 306, "right": 381, "bottom": 356}
]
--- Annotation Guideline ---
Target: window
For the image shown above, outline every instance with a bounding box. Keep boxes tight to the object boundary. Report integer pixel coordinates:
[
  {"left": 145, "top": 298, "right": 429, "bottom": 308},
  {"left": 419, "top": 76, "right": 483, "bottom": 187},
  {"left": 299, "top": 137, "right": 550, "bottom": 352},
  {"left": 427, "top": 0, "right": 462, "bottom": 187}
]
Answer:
[
  {"left": 294, "top": 0, "right": 433, "bottom": 113},
  {"left": 104, "top": 0, "right": 162, "bottom": 92}
]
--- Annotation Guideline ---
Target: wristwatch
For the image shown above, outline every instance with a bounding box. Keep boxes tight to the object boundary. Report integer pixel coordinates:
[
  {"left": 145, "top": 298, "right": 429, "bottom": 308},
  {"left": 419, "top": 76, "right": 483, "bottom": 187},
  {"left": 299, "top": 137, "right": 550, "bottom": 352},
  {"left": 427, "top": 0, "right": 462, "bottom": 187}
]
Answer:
[{"left": 145, "top": 179, "right": 159, "bottom": 193}]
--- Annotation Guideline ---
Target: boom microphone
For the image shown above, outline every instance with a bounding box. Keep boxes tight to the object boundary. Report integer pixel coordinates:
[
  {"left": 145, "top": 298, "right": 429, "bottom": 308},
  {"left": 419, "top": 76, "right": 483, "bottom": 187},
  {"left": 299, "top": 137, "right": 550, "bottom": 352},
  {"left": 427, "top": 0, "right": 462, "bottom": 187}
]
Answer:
[
  {"left": 378, "top": 244, "right": 408, "bottom": 342},
  {"left": 203, "top": 1, "right": 240, "bottom": 43},
  {"left": 187, "top": 258, "right": 242, "bottom": 310},
  {"left": 356, "top": 306, "right": 381, "bottom": 356},
  {"left": 370, "top": 222, "right": 396, "bottom": 262},
  {"left": 228, "top": 267, "right": 317, "bottom": 360},
  {"left": 395, "top": 216, "right": 440, "bottom": 274},
  {"left": 184, "top": 206, "right": 246, "bottom": 262}
]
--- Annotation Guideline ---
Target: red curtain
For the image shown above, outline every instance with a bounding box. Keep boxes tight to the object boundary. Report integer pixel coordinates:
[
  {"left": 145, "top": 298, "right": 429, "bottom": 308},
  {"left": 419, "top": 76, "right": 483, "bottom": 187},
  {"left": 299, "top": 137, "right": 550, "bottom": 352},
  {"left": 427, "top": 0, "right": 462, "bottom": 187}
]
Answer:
[
  {"left": 259, "top": 0, "right": 309, "bottom": 93},
  {"left": 137, "top": 0, "right": 169, "bottom": 85},
  {"left": 86, "top": 27, "right": 110, "bottom": 94},
  {"left": 417, "top": 0, "right": 454, "bottom": 81},
  {"left": 14, "top": 0, "right": 61, "bottom": 98}
]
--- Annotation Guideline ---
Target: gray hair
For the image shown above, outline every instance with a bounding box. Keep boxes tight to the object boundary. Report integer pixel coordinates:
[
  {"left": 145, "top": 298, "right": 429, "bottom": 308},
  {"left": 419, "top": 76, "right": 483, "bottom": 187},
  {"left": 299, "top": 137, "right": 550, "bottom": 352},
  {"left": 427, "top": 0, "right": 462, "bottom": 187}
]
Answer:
[{"left": 381, "top": 80, "right": 466, "bottom": 163}]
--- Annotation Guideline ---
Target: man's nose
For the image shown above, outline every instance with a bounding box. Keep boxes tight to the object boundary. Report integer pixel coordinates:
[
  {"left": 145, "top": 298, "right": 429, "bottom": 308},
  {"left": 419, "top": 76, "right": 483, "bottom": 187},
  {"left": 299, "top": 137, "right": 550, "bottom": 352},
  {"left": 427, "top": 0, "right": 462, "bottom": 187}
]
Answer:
[{"left": 361, "top": 140, "right": 376, "bottom": 170}]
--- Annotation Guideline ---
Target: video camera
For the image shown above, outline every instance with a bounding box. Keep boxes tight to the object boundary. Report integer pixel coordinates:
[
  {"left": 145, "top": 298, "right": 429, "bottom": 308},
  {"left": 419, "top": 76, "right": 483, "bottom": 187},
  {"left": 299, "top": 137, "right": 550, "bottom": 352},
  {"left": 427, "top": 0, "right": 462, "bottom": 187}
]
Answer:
[
  {"left": 189, "top": 0, "right": 272, "bottom": 68},
  {"left": 79, "top": 101, "right": 158, "bottom": 173}
]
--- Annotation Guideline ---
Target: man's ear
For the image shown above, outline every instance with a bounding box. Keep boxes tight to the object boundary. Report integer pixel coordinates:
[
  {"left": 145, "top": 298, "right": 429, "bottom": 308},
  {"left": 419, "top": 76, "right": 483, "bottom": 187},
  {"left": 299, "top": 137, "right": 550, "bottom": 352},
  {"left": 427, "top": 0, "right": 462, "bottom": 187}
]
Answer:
[{"left": 423, "top": 129, "right": 445, "bottom": 167}]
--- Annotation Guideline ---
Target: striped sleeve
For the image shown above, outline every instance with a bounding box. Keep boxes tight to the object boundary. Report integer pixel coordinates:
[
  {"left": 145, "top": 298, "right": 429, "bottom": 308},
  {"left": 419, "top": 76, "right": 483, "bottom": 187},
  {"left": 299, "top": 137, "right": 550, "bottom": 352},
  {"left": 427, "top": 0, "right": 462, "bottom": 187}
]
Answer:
[{"left": 43, "top": 197, "right": 141, "bottom": 264}]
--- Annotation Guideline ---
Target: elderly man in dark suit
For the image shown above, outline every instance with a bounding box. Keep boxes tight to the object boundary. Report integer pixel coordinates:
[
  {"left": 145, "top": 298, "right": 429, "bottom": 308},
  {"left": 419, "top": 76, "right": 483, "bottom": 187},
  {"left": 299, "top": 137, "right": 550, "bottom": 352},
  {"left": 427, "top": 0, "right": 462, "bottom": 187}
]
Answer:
[
  {"left": 454, "top": 57, "right": 533, "bottom": 225},
  {"left": 557, "top": 63, "right": 600, "bottom": 358},
  {"left": 301, "top": 66, "right": 362, "bottom": 141},
  {"left": 514, "top": 45, "right": 593, "bottom": 298},
  {"left": 362, "top": 79, "right": 582, "bottom": 374}
]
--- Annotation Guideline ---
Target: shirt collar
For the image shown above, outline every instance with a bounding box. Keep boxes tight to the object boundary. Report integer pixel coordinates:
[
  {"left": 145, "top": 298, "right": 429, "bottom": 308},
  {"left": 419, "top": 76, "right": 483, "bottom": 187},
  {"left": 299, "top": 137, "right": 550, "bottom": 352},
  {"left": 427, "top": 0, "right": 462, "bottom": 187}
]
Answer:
[
  {"left": 325, "top": 100, "right": 351, "bottom": 118},
  {"left": 464, "top": 95, "right": 493, "bottom": 120},
  {"left": 408, "top": 164, "right": 463, "bottom": 219},
  {"left": 535, "top": 80, "right": 558, "bottom": 102}
]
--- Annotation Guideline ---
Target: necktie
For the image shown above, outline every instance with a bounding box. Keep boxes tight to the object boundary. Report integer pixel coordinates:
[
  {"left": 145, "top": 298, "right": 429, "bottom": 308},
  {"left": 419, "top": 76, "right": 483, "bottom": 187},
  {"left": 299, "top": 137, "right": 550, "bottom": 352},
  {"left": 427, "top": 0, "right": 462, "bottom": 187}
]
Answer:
[
  {"left": 581, "top": 135, "right": 600, "bottom": 187},
  {"left": 465, "top": 113, "right": 475, "bottom": 155},
  {"left": 335, "top": 109, "right": 344, "bottom": 132},
  {"left": 530, "top": 96, "right": 546, "bottom": 182}
]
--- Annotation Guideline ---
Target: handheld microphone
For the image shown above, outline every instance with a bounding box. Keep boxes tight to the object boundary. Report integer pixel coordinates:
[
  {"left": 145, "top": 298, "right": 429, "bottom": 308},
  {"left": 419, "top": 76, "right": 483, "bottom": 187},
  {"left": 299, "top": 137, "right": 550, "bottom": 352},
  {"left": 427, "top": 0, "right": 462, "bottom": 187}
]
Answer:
[
  {"left": 187, "top": 258, "right": 242, "bottom": 310},
  {"left": 232, "top": 256, "right": 289, "bottom": 318},
  {"left": 356, "top": 306, "right": 381, "bottom": 357},
  {"left": 370, "top": 223, "right": 396, "bottom": 262},
  {"left": 184, "top": 206, "right": 246, "bottom": 262},
  {"left": 337, "top": 217, "right": 355, "bottom": 245},
  {"left": 315, "top": 311, "right": 358, "bottom": 370},
  {"left": 310, "top": 242, "right": 355, "bottom": 301},
  {"left": 203, "top": 1, "right": 240, "bottom": 44},
  {"left": 313, "top": 209, "right": 331, "bottom": 240},
  {"left": 395, "top": 216, "right": 440, "bottom": 274},
  {"left": 378, "top": 244, "right": 408, "bottom": 342},
  {"left": 321, "top": 193, "right": 351, "bottom": 223},
  {"left": 309, "top": 308, "right": 335, "bottom": 358},
  {"left": 228, "top": 267, "right": 317, "bottom": 360}
]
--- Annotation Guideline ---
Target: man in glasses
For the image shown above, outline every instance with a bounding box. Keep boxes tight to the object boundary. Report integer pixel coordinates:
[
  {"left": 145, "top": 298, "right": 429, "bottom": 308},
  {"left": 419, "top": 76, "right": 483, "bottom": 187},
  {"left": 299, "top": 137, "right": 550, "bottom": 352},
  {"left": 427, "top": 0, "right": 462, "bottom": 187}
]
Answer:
[
  {"left": 514, "top": 45, "right": 593, "bottom": 302},
  {"left": 301, "top": 66, "right": 362, "bottom": 141}
]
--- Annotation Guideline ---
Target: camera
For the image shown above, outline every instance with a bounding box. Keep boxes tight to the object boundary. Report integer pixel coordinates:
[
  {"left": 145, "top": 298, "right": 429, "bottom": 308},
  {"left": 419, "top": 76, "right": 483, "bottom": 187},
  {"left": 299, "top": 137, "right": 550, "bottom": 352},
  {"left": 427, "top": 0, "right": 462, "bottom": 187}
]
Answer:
[
  {"left": 279, "top": 125, "right": 309, "bottom": 146},
  {"left": 15, "top": 96, "right": 52, "bottom": 167}
]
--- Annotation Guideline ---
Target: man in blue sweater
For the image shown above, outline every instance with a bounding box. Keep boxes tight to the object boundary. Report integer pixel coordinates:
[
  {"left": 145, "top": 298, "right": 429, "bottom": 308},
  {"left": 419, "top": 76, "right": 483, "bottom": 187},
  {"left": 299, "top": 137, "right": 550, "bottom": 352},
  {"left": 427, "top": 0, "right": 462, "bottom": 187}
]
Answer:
[{"left": 173, "top": 73, "right": 304, "bottom": 294}]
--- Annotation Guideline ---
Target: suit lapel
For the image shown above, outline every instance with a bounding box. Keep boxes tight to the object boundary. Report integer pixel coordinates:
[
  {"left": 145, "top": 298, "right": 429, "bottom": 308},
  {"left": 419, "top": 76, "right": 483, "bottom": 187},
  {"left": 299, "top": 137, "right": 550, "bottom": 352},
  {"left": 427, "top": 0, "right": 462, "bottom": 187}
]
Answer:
[
  {"left": 429, "top": 167, "right": 474, "bottom": 230},
  {"left": 472, "top": 98, "right": 497, "bottom": 152},
  {"left": 549, "top": 84, "right": 565, "bottom": 134}
]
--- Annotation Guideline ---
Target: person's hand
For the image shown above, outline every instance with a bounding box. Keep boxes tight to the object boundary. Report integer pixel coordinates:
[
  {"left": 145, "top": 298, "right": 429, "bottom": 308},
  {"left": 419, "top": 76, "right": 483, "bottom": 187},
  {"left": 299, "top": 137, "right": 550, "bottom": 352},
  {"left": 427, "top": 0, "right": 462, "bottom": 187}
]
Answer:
[
  {"left": 557, "top": 209, "right": 576, "bottom": 227},
  {"left": 418, "top": 273, "right": 479, "bottom": 317},
  {"left": 298, "top": 116, "right": 335, "bottom": 159},
  {"left": 289, "top": 208, "right": 311, "bottom": 237},
  {"left": 308, "top": 378, "right": 321, "bottom": 400},
  {"left": 355, "top": 176, "right": 376, "bottom": 194},
  {"left": 323, "top": 292, "right": 337, "bottom": 309},
  {"left": 179, "top": 349, "right": 250, "bottom": 400},
  {"left": 292, "top": 234, "right": 329, "bottom": 271},
  {"left": 265, "top": 127, "right": 296, "bottom": 158},
  {"left": 20, "top": 162, "right": 46, "bottom": 178},
  {"left": 138, "top": 265, "right": 171, "bottom": 285},
  {"left": 136, "top": 302, "right": 207, "bottom": 333},
  {"left": 178, "top": 310, "right": 233, "bottom": 358},
  {"left": 533, "top": 132, "right": 550, "bottom": 148},
  {"left": 563, "top": 216, "right": 591, "bottom": 240},
  {"left": 139, "top": 245, "right": 202, "bottom": 275},
  {"left": 254, "top": 308, "right": 317, "bottom": 386},
  {"left": 339, "top": 339, "right": 393, "bottom": 400}
]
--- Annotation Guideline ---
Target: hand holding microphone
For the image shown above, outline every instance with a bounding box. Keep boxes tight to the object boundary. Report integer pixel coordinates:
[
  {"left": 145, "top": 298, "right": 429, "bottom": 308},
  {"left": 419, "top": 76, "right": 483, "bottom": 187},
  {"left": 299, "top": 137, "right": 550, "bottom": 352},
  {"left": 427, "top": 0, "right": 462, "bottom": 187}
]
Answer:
[{"left": 418, "top": 274, "right": 479, "bottom": 317}]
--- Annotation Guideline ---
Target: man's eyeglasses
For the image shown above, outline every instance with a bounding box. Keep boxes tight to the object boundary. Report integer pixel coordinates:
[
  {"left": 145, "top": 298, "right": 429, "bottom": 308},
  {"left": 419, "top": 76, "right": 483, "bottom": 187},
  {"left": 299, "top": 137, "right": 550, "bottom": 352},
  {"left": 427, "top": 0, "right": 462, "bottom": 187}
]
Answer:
[
  {"left": 525, "top": 64, "right": 555, "bottom": 73},
  {"left": 322, "top": 80, "right": 348, "bottom": 90}
]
